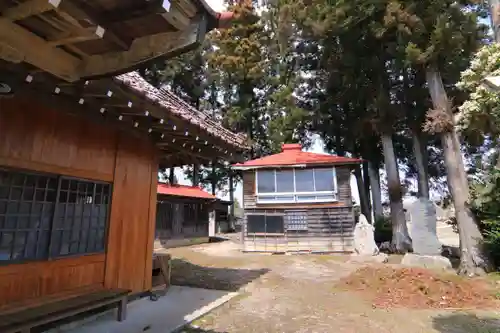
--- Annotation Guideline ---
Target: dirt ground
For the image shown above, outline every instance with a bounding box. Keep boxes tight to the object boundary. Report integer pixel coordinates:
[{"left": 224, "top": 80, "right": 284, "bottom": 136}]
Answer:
[{"left": 165, "top": 235, "right": 500, "bottom": 333}]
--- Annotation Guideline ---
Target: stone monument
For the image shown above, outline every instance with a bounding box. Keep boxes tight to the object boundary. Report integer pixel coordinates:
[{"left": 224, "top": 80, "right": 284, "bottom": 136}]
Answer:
[
  {"left": 354, "top": 214, "right": 379, "bottom": 256},
  {"left": 402, "top": 198, "right": 452, "bottom": 270}
]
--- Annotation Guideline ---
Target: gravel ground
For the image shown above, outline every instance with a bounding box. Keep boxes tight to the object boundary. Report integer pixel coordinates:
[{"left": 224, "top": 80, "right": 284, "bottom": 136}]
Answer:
[{"left": 168, "top": 237, "right": 500, "bottom": 333}]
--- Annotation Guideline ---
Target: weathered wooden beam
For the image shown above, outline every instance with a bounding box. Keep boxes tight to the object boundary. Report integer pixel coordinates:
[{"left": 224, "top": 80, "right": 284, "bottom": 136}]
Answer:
[
  {"left": 56, "top": 0, "right": 130, "bottom": 50},
  {"left": 47, "top": 26, "right": 106, "bottom": 46},
  {"left": 2, "top": 0, "right": 61, "bottom": 21},
  {"left": 81, "top": 18, "right": 206, "bottom": 78},
  {"left": 0, "top": 42, "right": 23, "bottom": 63},
  {"left": 0, "top": 18, "right": 79, "bottom": 81},
  {"left": 160, "top": 0, "right": 190, "bottom": 30},
  {"left": 173, "top": 0, "right": 198, "bottom": 18},
  {"left": 103, "top": 0, "right": 197, "bottom": 24}
]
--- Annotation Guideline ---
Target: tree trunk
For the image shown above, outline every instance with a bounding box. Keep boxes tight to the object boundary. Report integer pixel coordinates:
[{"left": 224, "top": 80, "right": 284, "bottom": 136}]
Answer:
[
  {"left": 229, "top": 173, "right": 235, "bottom": 230},
  {"left": 381, "top": 133, "right": 412, "bottom": 253},
  {"left": 168, "top": 167, "right": 175, "bottom": 184},
  {"left": 354, "top": 165, "right": 371, "bottom": 222},
  {"left": 412, "top": 131, "right": 430, "bottom": 199},
  {"left": 362, "top": 162, "right": 372, "bottom": 216},
  {"left": 426, "top": 67, "right": 492, "bottom": 275},
  {"left": 193, "top": 164, "right": 199, "bottom": 186},
  {"left": 368, "top": 161, "right": 384, "bottom": 221},
  {"left": 490, "top": 0, "right": 500, "bottom": 43},
  {"left": 211, "top": 160, "right": 217, "bottom": 195}
]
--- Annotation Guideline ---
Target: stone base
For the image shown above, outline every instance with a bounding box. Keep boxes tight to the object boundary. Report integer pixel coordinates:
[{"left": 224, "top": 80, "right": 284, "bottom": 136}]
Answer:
[{"left": 401, "top": 253, "right": 452, "bottom": 270}]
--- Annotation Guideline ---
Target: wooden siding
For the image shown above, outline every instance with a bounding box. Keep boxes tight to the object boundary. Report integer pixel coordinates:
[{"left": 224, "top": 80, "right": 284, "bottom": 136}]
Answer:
[
  {"left": 154, "top": 198, "right": 209, "bottom": 250},
  {"left": 243, "top": 170, "right": 257, "bottom": 209},
  {"left": 242, "top": 207, "right": 355, "bottom": 253},
  {"left": 0, "top": 97, "right": 117, "bottom": 182},
  {"left": 0, "top": 254, "right": 105, "bottom": 310},
  {"left": 242, "top": 166, "right": 353, "bottom": 209},
  {"left": 104, "top": 133, "right": 158, "bottom": 292},
  {"left": 0, "top": 95, "right": 159, "bottom": 306}
]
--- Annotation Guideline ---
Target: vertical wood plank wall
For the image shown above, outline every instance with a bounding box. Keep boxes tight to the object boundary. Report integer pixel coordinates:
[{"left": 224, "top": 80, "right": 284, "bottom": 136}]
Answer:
[
  {"left": 241, "top": 166, "right": 356, "bottom": 253},
  {"left": 104, "top": 133, "right": 157, "bottom": 292},
  {"left": 154, "top": 197, "right": 210, "bottom": 249},
  {"left": 0, "top": 96, "right": 158, "bottom": 308}
]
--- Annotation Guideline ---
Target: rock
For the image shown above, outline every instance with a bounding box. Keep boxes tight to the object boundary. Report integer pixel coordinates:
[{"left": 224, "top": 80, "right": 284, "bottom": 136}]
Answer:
[
  {"left": 354, "top": 214, "right": 379, "bottom": 256},
  {"left": 401, "top": 253, "right": 452, "bottom": 270},
  {"left": 408, "top": 198, "right": 442, "bottom": 255},
  {"left": 379, "top": 241, "right": 394, "bottom": 253}
]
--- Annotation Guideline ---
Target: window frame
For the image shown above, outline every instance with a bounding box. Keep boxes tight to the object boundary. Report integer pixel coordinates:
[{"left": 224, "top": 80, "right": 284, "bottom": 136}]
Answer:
[
  {"left": 255, "top": 167, "right": 338, "bottom": 204},
  {"left": 0, "top": 167, "right": 112, "bottom": 266},
  {"left": 246, "top": 212, "right": 285, "bottom": 236}
]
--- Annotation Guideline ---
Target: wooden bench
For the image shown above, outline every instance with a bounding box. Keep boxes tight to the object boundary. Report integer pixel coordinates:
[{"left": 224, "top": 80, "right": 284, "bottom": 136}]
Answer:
[{"left": 0, "top": 289, "right": 130, "bottom": 333}]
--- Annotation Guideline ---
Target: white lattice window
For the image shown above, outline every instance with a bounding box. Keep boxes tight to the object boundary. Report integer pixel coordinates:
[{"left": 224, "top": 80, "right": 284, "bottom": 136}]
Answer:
[{"left": 255, "top": 167, "right": 337, "bottom": 204}]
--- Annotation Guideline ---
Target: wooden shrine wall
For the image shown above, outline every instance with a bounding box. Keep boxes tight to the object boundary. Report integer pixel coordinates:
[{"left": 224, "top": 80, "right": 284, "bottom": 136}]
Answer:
[{"left": 0, "top": 95, "right": 158, "bottom": 309}]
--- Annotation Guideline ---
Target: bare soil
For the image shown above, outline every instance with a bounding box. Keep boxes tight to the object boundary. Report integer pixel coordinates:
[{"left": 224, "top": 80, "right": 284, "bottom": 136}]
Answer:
[
  {"left": 167, "top": 236, "right": 500, "bottom": 333},
  {"left": 338, "top": 266, "right": 499, "bottom": 309}
]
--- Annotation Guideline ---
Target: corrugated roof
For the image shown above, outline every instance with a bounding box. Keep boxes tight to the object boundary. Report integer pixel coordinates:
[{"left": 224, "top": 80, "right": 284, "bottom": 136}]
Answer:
[
  {"left": 113, "top": 72, "right": 249, "bottom": 150},
  {"left": 232, "top": 143, "right": 362, "bottom": 169},
  {"left": 157, "top": 183, "right": 216, "bottom": 200}
]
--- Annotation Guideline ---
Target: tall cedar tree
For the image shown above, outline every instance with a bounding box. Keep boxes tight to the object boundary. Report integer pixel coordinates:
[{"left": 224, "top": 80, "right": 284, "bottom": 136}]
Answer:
[
  {"left": 206, "top": 0, "right": 271, "bottom": 158},
  {"left": 280, "top": 0, "right": 413, "bottom": 250},
  {"left": 383, "top": 0, "right": 492, "bottom": 274}
]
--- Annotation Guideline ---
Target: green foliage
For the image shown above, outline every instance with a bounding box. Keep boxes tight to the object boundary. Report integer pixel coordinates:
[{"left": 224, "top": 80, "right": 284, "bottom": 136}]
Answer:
[
  {"left": 374, "top": 216, "right": 392, "bottom": 244},
  {"left": 457, "top": 43, "right": 500, "bottom": 150},
  {"left": 470, "top": 168, "right": 500, "bottom": 269}
]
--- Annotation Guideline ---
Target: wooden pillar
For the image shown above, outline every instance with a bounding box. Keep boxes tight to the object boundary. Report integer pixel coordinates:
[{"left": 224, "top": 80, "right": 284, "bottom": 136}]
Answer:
[
  {"left": 193, "top": 163, "right": 199, "bottom": 186},
  {"left": 229, "top": 172, "right": 235, "bottom": 230},
  {"left": 168, "top": 167, "right": 175, "bottom": 184}
]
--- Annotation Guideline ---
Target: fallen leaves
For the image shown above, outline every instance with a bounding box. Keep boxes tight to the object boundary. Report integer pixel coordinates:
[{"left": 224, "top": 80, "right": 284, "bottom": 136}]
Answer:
[{"left": 337, "top": 266, "right": 499, "bottom": 309}]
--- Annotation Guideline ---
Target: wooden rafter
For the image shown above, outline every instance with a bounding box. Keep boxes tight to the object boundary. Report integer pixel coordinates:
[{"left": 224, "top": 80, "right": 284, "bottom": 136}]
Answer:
[
  {"left": 0, "top": 17, "right": 80, "bottom": 81},
  {"left": 0, "top": 42, "right": 23, "bottom": 63},
  {"left": 2, "top": 0, "right": 62, "bottom": 21},
  {"left": 47, "top": 26, "right": 106, "bottom": 46},
  {"left": 173, "top": 0, "right": 197, "bottom": 18},
  {"left": 0, "top": 0, "right": 217, "bottom": 82},
  {"left": 55, "top": 0, "right": 129, "bottom": 50},
  {"left": 160, "top": 1, "right": 190, "bottom": 30},
  {"left": 81, "top": 19, "right": 206, "bottom": 78},
  {"left": 0, "top": 64, "right": 245, "bottom": 165}
]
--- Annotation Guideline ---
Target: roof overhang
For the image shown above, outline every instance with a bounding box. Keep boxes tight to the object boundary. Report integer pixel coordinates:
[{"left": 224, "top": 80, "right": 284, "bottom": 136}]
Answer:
[
  {"left": 0, "top": 64, "right": 248, "bottom": 167},
  {"left": 232, "top": 161, "right": 362, "bottom": 171},
  {"left": 0, "top": 0, "right": 233, "bottom": 82}
]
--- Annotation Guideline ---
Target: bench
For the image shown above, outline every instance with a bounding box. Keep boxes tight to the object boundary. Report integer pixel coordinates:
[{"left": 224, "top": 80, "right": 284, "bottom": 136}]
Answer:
[{"left": 0, "top": 289, "right": 130, "bottom": 333}]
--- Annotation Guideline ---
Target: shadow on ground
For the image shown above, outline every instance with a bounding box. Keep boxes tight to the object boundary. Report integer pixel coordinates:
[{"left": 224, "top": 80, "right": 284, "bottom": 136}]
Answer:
[
  {"left": 171, "top": 258, "right": 269, "bottom": 291},
  {"left": 433, "top": 313, "right": 500, "bottom": 333}
]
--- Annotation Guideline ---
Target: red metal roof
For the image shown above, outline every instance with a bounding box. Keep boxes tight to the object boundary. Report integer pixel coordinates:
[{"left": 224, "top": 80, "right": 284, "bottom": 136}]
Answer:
[
  {"left": 157, "top": 183, "right": 216, "bottom": 200},
  {"left": 232, "top": 144, "right": 362, "bottom": 169}
]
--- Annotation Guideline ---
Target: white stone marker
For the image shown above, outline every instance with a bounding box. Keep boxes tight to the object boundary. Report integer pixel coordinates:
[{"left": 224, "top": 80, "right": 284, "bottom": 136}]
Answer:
[{"left": 354, "top": 214, "right": 379, "bottom": 256}]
